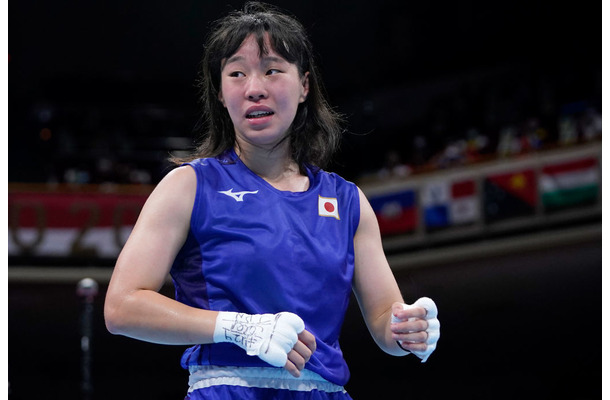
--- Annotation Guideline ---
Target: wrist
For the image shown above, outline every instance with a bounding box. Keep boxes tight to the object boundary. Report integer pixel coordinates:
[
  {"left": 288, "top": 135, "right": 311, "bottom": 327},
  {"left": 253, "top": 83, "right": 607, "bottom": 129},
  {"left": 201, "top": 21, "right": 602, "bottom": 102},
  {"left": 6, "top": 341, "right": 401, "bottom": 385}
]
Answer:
[
  {"left": 213, "top": 311, "right": 272, "bottom": 352},
  {"left": 213, "top": 311, "right": 305, "bottom": 368}
]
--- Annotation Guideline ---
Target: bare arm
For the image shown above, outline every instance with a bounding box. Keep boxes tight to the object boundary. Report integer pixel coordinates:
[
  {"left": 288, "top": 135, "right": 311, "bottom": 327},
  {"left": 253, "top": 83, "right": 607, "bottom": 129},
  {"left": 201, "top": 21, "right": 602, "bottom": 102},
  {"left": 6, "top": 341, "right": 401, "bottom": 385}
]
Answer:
[
  {"left": 352, "top": 187, "right": 408, "bottom": 356},
  {"left": 103, "top": 165, "right": 316, "bottom": 376},
  {"left": 104, "top": 166, "right": 219, "bottom": 345}
]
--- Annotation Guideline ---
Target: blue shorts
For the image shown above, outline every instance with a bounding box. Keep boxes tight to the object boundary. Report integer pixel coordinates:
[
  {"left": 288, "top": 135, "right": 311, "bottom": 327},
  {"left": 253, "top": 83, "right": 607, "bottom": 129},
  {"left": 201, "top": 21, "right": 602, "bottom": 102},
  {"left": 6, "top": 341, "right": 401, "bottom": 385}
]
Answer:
[{"left": 184, "top": 366, "right": 353, "bottom": 400}]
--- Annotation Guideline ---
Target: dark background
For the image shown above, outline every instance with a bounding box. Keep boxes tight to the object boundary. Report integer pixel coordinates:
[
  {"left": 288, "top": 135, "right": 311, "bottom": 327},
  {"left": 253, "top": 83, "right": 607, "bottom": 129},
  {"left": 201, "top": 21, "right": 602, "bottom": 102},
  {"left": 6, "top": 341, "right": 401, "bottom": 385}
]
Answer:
[
  {"left": 8, "top": 1, "right": 601, "bottom": 399},
  {"left": 9, "top": 0, "right": 601, "bottom": 183}
]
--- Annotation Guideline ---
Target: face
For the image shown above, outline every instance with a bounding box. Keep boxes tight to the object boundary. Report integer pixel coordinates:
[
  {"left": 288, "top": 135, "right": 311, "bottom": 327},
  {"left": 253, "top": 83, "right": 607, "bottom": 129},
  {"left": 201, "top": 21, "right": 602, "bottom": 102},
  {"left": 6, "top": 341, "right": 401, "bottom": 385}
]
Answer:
[{"left": 218, "top": 34, "right": 309, "bottom": 151}]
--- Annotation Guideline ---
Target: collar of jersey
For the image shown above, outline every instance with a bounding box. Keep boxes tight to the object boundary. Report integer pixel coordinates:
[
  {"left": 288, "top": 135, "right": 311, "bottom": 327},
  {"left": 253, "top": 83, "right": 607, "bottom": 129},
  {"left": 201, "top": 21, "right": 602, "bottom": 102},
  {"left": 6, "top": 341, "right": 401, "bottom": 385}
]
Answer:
[{"left": 227, "top": 148, "right": 319, "bottom": 197}]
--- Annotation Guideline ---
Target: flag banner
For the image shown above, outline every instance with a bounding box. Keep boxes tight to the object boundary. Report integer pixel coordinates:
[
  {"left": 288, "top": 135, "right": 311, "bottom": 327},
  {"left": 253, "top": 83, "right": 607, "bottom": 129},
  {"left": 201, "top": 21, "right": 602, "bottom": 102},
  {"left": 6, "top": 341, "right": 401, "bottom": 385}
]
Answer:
[
  {"left": 368, "top": 189, "right": 417, "bottom": 236},
  {"left": 422, "top": 179, "right": 479, "bottom": 230},
  {"left": 484, "top": 169, "right": 537, "bottom": 222},
  {"left": 8, "top": 188, "right": 149, "bottom": 258},
  {"left": 540, "top": 158, "right": 599, "bottom": 211},
  {"left": 449, "top": 180, "right": 479, "bottom": 225}
]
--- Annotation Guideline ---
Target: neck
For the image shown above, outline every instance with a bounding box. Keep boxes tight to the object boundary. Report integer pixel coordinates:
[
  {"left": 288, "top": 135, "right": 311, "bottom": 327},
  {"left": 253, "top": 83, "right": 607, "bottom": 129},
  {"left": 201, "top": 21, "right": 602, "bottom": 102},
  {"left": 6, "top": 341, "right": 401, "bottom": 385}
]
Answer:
[{"left": 234, "top": 144, "right": 309, "bottom": 192}]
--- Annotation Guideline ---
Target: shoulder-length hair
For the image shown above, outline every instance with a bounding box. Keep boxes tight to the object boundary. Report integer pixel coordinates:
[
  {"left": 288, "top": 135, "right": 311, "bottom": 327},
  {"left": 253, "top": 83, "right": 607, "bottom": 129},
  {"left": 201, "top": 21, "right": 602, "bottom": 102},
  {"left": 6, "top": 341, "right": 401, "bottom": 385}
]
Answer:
[{"left": 172, "top": 2, "right": 343, "bottom": 171}]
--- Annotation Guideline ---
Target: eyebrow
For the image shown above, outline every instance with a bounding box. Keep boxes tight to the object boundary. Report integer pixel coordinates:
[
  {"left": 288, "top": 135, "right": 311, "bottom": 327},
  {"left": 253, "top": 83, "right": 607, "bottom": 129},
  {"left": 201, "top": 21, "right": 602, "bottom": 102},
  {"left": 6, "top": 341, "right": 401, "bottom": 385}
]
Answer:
[{"left": 222, "top": 55, "right": 288, "bottom": 69}]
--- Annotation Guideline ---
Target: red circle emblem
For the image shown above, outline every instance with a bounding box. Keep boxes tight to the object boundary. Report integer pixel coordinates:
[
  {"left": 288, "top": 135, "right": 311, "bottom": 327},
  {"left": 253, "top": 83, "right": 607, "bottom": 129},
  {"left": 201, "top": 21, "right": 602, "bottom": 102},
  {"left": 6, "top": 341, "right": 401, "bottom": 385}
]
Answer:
[{"left": 324, "top": 202, "right": 335, "bottom": 212}]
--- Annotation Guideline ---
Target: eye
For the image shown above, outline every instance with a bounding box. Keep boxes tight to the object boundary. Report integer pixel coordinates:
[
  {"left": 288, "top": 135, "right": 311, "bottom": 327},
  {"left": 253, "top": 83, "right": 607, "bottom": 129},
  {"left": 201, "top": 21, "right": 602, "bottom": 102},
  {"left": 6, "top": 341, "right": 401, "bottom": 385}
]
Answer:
[
  {"left": 228, "top": 71, "right": 245, "bottom": 78},
  {"left": 266, "top": 69, "right": 282, "bottom": 75}
]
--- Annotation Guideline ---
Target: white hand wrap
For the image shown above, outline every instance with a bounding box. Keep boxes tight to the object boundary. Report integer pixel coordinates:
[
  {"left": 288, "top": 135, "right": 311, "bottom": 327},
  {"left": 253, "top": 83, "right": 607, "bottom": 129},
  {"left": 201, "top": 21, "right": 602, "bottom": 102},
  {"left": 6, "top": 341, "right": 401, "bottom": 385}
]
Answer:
[
  {"left": 391, "top": 297, "right": 440, "bottom": 362},
  {"left": 213, "top": 311, "right": 305, "bottom": 367}
]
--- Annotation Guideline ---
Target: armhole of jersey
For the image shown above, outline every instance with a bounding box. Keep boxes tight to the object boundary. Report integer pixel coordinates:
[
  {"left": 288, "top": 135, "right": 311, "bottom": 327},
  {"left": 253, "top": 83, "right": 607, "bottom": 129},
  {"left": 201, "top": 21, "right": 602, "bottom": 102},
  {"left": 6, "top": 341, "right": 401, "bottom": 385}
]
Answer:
[
  {"left": 351, "top": 182, "right": 362, "bottom": 234},
  {"left": 183, "top": 162, "right": 204, "bottom": 234}
]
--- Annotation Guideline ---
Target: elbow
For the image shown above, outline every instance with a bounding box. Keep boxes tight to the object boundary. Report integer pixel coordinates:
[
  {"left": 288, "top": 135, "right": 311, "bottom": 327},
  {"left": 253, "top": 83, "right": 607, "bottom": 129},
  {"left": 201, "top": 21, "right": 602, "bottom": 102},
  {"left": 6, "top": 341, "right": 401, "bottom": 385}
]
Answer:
[
  {"left": 104, "top": 304, "right": 121, "bottom": 335},
  {"left": 104, "top": 295, "right": 130, "bottom": 336}
]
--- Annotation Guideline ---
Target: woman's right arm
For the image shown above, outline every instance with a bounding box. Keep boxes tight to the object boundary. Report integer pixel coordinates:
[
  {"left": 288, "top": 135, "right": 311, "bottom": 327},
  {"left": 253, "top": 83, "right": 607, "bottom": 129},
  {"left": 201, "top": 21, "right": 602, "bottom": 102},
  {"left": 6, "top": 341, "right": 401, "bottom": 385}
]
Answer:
[
  {"left": 103, "top": 165, "right": 316, "bottom": 376},
  {"left": 104, "top": 165, "right": 219, "bottom": 345}
]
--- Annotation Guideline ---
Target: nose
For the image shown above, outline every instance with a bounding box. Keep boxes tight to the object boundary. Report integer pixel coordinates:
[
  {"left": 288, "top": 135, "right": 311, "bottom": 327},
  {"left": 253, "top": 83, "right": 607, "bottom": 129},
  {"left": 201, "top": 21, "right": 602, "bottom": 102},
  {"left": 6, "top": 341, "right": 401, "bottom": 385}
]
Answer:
[{"left": 245, "top": 75, "right": 268, "bottom": 100}]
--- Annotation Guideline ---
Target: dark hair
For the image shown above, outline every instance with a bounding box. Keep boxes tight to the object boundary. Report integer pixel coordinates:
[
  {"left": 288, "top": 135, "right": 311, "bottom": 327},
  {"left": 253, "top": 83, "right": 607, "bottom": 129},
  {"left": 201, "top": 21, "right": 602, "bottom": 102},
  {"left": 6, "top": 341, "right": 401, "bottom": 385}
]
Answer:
[{"left": 173, "top": 2, "right": 343, "bottom": 171}]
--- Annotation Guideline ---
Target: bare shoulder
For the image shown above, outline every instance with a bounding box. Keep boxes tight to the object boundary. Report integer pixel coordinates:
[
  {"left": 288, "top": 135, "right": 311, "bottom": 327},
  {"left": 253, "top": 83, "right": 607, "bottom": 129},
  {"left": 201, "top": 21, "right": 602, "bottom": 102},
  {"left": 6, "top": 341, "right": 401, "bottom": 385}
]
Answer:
[
  {"left": 132, "top": 165, "right": 198, "bottom": 235},
  {"left": 157, "top": 165, "right": 197, "bottom": 194},
  {"left": 353, "top": 185, "right": 387, "bottom": 271},
  {"left": 147, "top": 165, "right": 197, "bottom": 206},
  {"left": 355, "top": 186, "right": 378, "bottom": 232}
]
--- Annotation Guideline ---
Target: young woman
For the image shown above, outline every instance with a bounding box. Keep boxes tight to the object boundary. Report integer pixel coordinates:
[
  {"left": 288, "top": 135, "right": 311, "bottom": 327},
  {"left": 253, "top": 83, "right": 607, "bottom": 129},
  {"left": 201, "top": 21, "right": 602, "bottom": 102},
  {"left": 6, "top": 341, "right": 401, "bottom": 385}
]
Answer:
[{"left": 104, "top": 3, "right": 440, "bottom": 399}]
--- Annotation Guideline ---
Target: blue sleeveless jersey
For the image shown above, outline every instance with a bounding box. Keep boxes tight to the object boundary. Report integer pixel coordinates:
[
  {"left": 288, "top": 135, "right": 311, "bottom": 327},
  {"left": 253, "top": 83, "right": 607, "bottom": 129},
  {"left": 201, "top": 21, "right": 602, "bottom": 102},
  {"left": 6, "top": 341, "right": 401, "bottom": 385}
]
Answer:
[{"left": 170, "top": 150, "right": 360, "bottom": 386}]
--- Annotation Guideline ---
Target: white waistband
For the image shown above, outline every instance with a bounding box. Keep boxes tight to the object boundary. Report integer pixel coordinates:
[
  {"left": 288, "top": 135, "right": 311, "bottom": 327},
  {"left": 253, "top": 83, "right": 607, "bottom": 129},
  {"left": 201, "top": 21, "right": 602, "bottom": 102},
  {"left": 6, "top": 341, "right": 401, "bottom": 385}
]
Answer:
[{"left": 187, "top": 365, "right": 346, "bottom": 393}]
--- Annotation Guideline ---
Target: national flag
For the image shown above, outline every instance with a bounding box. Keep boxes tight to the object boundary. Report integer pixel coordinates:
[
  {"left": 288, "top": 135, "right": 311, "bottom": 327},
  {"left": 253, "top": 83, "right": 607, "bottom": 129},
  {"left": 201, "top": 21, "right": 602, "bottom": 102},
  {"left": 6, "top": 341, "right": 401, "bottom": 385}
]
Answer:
[
  {"left": 484, "top": 169, "right": 537, "bottom": 222},
  {"left": 422, "top": 179, "right": 479, "bottom": 229},
  {"left": 368, "top": 189, "right": 417, "bottom": 236},
  {"left": 318, "top": 196, "right": 340, "bottom": 219},
  {"left": 540, "top": 158, "right": 599, "bottom": 211}
]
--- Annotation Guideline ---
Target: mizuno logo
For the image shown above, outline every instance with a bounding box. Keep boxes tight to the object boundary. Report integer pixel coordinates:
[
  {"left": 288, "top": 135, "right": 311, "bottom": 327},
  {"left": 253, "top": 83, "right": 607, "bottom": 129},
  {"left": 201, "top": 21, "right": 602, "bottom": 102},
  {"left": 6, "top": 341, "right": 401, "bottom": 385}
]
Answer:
[{"left": 218, "top": 188, "right": 259, "bottom": 202}]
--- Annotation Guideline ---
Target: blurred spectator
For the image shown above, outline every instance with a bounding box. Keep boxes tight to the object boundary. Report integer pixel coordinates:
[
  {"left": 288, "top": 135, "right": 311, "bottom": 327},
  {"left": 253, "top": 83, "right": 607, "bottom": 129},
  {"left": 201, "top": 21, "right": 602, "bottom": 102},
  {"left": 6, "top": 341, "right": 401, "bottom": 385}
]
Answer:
[
  {"left": 558, "top": 115, "right": 579, "bottom": 146},
  {"left": 580, "top": 107, "right": 602, "bottom": 142},
  {"left": 376, "top": 150, "right": 412, "bottom": 180}
]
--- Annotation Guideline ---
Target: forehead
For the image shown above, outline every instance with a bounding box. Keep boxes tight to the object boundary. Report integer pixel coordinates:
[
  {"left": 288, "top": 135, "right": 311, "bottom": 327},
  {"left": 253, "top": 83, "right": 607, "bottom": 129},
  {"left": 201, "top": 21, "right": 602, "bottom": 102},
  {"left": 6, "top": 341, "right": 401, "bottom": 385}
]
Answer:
[{"left": 222, "top": 34, "right": 290, "bottom": 68}]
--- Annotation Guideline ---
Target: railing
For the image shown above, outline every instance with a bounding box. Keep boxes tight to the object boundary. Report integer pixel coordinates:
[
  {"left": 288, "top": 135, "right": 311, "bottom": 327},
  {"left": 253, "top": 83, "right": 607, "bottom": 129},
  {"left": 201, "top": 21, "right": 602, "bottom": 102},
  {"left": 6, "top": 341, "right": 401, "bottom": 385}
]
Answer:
[
  {"left": 8, "top": 183, "right": 154, "bottom": 263},
  {"left": 359, "top": 141, "right": 602, "bottom": 253}
]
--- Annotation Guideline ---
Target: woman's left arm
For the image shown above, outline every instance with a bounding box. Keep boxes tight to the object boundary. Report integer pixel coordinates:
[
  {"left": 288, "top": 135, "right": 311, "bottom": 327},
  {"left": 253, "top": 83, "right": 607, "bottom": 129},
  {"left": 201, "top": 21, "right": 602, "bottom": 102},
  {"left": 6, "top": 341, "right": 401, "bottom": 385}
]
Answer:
[{"left": 352, "top": 187, "right": 434, "bottom": 357}]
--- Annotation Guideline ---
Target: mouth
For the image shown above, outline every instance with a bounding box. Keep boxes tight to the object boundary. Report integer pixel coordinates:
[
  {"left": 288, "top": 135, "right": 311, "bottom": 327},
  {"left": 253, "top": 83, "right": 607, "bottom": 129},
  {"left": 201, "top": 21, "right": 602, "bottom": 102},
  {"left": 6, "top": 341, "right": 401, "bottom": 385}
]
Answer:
[{"left": 246, "top": 110, "right": 275, "bottom": 119}]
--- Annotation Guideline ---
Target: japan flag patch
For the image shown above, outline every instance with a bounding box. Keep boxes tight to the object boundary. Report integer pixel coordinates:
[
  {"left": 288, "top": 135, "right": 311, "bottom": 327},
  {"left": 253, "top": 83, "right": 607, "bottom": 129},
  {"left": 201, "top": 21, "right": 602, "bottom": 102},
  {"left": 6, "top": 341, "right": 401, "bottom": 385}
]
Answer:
[{"left": 318, "top": 196, "right": 340, "bottom": 220}]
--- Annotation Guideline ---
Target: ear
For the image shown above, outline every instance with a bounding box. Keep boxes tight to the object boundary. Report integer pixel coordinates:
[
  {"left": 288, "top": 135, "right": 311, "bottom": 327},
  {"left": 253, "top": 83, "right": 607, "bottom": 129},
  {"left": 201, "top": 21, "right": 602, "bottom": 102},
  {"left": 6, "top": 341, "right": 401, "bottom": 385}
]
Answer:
[
  {"left": 218, "top": 90, "right": 226, "bottom": 107},
  {"left": 299, "top": 72, "right": 310, "bottom": 103}
]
